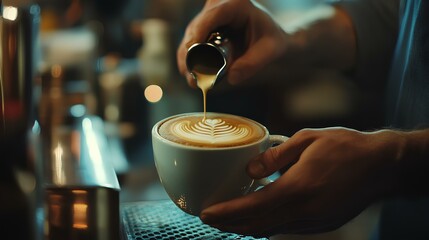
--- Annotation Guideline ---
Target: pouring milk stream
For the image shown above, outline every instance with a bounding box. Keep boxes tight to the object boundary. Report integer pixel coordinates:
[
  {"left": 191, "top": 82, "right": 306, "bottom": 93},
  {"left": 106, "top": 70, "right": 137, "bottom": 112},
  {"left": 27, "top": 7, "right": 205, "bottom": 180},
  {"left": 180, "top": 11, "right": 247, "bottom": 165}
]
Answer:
[{"left": 186, "top": 32, "right": 231, "bottom": 121}]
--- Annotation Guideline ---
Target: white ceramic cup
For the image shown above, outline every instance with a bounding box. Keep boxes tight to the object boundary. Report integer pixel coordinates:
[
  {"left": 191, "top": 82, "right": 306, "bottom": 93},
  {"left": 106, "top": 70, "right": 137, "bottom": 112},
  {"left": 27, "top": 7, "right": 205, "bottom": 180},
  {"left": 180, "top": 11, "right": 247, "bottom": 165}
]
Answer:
[{"left": 152, "top": 112, "right": 288, "bottom": 216}]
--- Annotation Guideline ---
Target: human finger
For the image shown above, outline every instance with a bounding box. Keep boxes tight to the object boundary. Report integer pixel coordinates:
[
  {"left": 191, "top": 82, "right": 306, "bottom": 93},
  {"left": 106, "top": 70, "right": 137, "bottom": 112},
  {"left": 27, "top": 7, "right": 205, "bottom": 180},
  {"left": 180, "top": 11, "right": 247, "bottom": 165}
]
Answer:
[
  {"left": 177, "top": 0, "right": 238, "bottom": 87},
  {"left": 247, "top": 130, "right": 316, "bottom": 179},
  {"left": 177, "top": 24, "right": 199, "bottom": 87},
  {"left": 227, "top": 35, "right": 285, "bottom": 84},
  {"left": 186, "top": 0, "right": 249, "bottom": 47}
]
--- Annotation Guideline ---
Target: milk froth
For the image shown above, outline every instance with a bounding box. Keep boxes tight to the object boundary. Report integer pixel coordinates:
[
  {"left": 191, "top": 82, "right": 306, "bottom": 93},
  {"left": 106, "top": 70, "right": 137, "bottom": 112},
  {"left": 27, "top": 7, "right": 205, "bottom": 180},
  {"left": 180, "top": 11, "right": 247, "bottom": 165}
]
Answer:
[{"left": 158, "top": 113, "right": 266, "bottom": 148}]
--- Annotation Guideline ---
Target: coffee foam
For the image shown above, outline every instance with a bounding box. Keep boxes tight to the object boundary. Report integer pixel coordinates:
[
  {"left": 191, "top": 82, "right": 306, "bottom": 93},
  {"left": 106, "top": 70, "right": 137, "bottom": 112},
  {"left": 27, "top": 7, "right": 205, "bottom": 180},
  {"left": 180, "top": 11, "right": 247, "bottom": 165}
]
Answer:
[{"left": 158, "top": 114, "right": 266, "bottom": 148}]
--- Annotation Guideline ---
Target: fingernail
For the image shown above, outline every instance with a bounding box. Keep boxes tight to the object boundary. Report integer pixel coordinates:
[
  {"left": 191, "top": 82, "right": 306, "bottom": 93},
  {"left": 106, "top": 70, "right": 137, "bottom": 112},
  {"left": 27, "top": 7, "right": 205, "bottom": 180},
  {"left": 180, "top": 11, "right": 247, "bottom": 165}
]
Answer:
[
  {"left": 186, "top": 72, "right": 192, "bottom": 80},
  {"left": 186, "top": 72, "right": 197, "bottom": 88},
  {"left": 248, "top": 161, "right": 265, "bottom": 176},
  {"left": 200, "top": 213, "right": 214, "bottom": 224},
  {"left": 185, "top": 40, "right": 194, "bottom": 49}
]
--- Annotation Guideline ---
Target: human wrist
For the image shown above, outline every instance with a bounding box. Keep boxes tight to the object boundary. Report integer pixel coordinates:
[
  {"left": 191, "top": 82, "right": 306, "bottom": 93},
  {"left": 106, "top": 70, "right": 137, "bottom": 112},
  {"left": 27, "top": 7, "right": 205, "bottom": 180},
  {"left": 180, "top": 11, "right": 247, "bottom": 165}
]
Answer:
[{"left": 389, "top": 129, "right": 429, "bottom": 196}]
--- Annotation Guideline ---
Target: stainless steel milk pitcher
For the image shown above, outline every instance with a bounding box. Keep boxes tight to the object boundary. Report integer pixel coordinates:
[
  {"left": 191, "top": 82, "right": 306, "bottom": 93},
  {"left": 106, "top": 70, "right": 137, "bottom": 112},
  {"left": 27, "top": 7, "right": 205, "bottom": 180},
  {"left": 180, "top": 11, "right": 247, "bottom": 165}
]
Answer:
[{"left": 186, "top": 32, "right": 232, "bottom": 85}]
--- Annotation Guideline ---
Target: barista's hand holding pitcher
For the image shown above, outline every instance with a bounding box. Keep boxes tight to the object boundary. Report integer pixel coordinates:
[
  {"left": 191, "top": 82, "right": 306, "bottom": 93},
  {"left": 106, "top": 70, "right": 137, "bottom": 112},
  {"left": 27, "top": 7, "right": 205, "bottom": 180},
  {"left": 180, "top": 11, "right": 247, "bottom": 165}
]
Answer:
[{"left": 177, "top": 0, "right": 288, "bottom": 86}]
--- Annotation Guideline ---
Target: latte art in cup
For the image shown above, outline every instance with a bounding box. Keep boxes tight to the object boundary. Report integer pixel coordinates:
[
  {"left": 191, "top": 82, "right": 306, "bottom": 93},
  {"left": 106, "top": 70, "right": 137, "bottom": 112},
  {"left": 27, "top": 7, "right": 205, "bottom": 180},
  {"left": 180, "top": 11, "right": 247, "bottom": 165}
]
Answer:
[
  {"left": 158, "top": 113, "right": 266, "bottom": 148},
  {"left": 172, "top": 118, "right": 250, "bottom": 144}
]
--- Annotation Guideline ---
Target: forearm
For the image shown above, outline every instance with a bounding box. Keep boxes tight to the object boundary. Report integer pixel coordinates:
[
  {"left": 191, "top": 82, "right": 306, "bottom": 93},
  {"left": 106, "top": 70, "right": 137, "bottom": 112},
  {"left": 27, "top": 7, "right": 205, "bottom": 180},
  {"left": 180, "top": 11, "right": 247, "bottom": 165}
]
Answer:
[{"left": 280, "top": 5, "right": 357, "bottom": 71}]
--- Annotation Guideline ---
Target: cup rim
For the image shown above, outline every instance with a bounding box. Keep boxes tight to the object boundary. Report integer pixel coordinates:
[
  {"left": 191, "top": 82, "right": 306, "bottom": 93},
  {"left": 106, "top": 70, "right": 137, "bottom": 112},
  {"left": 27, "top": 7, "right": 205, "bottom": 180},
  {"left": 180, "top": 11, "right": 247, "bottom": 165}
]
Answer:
[{"left": 152, "top": 112, "right": 269, "bottom": 150}]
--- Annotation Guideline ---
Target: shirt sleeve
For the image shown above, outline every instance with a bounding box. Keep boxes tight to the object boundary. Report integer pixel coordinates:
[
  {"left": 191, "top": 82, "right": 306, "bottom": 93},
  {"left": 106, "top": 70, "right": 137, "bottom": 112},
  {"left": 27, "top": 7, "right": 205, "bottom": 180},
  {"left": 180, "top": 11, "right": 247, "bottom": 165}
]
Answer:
[{"left": 334, "top": 0, "right": 400, "bottom": 89}]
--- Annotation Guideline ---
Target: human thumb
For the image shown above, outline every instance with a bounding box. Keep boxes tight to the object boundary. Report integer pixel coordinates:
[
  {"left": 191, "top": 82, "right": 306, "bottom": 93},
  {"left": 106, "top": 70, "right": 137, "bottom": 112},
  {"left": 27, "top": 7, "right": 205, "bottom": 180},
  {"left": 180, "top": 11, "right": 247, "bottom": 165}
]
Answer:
[{"left": 247, "top": 147, "right": 282, "bottom": 179}]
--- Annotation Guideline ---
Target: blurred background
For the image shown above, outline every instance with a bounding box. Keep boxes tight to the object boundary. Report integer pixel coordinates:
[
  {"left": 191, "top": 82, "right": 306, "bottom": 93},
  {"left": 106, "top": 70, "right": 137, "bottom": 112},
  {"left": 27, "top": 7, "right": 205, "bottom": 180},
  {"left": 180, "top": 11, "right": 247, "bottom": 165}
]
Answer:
[
  {"left": 1, "top": 0, "right": 386, "bottom": 239},
  {"left": 33, "top": 1, "right": 385, "bottom": 162}
]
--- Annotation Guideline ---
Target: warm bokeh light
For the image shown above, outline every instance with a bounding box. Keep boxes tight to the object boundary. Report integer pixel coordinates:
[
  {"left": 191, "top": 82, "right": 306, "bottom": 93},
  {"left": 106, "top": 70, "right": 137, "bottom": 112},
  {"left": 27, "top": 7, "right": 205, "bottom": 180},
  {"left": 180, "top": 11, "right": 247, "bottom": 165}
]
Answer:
[
  {"left": 51, "top": 64, "right": 63, "bottom": 78},
  {"left": 73, "top": 203, "right": 88, "bottom": 229},
  {"left": 144, "top": 84, "right": 163, "bottom": 103},
  {"left": 3, "top": 6, "right": 18, "bottom": 21},
  {"left": 53, "top": 142, "right": 65, "bottom": 185}
]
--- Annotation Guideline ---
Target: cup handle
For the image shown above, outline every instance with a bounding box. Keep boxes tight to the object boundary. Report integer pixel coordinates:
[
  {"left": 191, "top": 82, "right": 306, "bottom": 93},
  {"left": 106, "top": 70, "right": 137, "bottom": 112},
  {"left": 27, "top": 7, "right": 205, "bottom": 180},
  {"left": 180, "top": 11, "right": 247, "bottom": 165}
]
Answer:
[
  {"left": 269, "top": 134, "right": 289, "bottom": 146},
  {"left": 246, "top": 177, "right": 272, "bottom": 193},
  {"left": 246, "top": 134, "right": 289, "bottom": 194}
]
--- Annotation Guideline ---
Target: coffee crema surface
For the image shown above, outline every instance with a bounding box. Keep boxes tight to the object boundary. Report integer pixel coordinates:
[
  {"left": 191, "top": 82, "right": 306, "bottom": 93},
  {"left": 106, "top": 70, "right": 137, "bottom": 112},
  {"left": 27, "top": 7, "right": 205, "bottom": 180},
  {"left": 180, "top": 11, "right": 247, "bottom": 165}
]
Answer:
[{"left": 158, "top": 113, "right": 266, "bottom": 148}]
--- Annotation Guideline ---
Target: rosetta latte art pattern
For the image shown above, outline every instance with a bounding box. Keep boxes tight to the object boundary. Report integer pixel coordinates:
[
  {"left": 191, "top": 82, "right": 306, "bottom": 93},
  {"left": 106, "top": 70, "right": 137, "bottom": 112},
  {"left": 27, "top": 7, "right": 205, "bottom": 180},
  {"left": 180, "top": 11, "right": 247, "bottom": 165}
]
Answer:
[{"left": 171, "top": 118, "right": 250, "bottom": 144}]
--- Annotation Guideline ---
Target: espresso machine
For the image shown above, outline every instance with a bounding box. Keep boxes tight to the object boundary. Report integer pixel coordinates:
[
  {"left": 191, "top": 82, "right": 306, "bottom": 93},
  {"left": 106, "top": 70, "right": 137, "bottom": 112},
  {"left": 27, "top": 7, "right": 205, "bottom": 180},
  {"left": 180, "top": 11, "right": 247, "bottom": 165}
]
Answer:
[{"left": 1, "top": 0, "right": 120, "bottom": 239}]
